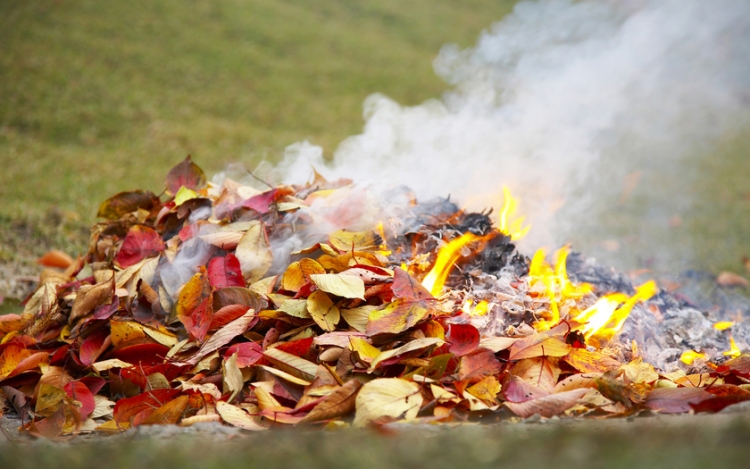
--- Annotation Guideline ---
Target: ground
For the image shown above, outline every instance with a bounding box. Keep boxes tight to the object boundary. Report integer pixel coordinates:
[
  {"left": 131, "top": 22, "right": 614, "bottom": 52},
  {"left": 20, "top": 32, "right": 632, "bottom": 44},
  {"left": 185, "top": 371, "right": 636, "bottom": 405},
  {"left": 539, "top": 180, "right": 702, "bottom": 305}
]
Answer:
[{"left": 2, "top": 0, "right": 750, "bottom": 466}]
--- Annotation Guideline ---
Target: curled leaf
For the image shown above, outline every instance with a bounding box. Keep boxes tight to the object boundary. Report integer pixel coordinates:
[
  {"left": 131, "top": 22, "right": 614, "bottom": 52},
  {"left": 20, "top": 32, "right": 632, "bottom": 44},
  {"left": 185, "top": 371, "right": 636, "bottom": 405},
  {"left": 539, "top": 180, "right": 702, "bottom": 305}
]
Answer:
[{"left": 353, "top": 378, "right": 423, "bottom": 427}]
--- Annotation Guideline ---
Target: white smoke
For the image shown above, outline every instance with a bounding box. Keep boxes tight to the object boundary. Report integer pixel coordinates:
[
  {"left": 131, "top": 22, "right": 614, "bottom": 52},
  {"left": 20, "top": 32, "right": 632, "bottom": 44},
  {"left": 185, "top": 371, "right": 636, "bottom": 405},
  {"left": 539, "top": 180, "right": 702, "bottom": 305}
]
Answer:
[{"left": 278, "top": 0, "right": 750, "bottom": 268}]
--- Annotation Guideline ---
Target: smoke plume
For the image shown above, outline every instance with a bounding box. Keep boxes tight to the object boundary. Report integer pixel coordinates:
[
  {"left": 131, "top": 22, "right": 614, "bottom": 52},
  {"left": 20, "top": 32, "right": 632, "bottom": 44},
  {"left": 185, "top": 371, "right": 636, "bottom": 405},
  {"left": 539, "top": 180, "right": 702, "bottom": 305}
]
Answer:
[{"left": 278, "top": 0, "right": 750, "bottom": 270}]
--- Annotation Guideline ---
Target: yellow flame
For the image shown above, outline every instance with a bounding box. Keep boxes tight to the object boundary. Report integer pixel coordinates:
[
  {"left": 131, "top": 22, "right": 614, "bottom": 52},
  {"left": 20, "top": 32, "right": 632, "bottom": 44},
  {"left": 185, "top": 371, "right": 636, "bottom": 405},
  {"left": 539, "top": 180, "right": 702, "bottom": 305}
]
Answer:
[
  {"left": 713, "top": 321, "right": 735, "bottom": 331},
  {"left": 498, "top": 187, "right": 530, "bottom": 240},
  {"left": 375, "top": 221, "right": 392, "bottom": 256},
  {"left": 723, "top": 335, "right": 741, "bottom": 359},
  {"left": 680, "top": 350, "right": 707, "bottom": 365},
  {"left": 421, "top": 232, "right": 482, "bottom": 296},
  {"left": 462, "top": 299, "right": 490, "bottom": 317},
  {"left": 572, "top": 281, "right": 658, "bottom": 341},
  {"left": 529, "top": 246, "right": 593, "bottom": 331}
]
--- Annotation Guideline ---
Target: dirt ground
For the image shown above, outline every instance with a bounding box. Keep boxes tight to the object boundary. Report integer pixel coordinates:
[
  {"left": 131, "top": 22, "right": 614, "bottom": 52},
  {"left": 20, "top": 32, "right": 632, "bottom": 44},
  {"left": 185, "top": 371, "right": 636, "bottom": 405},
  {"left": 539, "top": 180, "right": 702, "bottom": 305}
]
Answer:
[{"left": 2, "top": 406, "right": 750, "bottom": 469}]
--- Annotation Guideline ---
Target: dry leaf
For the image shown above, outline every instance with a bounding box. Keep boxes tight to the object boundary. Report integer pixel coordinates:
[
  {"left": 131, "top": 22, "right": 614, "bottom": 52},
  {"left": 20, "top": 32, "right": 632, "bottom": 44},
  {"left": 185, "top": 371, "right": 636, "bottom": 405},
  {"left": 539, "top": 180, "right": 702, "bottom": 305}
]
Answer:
[
  {"left": 216, "top": 400, "right": 267, "bottom": 431},
  {"left": 309, "top": 273, "right": 365, "bottom": 299},
  {"left": 353, "top": 378, "right": 423, "bottom": 427},
  {"left": 307, "top": 291, "right": 341, "bottom": 332},
  {"left": 235, "top": 221, "right": 274, "bottom": 283}
]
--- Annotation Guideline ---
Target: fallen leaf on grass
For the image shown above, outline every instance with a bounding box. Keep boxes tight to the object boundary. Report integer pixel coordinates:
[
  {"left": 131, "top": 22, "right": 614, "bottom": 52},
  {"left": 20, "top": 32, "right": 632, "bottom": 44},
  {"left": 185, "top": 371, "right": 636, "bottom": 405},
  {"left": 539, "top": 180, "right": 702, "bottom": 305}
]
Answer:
[{"left": 353, "top": 378, "right": 423, "bottom": 427}]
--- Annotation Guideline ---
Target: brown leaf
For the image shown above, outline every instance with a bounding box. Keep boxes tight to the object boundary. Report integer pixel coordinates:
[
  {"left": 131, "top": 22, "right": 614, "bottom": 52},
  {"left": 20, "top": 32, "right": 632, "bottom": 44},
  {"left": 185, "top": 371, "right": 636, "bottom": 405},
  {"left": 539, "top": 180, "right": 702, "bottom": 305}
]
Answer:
[
  {"left": 458, "top": 349, "right": 503, "bottom": 382},
  {"left": 645, "top": 387, "right": 712, "bottom": 414},
  {"left": 97, "top": 190, "right": 158, "bottom": 220},
  {"left": 564, "top": 348, "right": 622, "bottom": 373},
  {"left": 508, "top": 336, "right": 570, "bottom": 361},
  {"left": 717, "top": 272, "right": 749, "bottom": 287},
  {"left": 188, "top": 310, "right": 256, "bottom": 365},
  {"left": 299, "top": 379, "right": 362, "bottom": 424},
  {"left": 391, "top": 267, "right": 434, "bottom": 301},
  {"left": 510, "top": 357, "right": 560, "bottom": 394},
  {"left": 505, "top": 388, "right": 589, "bottom": 418},
  {"left": 141, "top": 395, "right": 190, "bottom": 425},
  {"left": 70, "top": 279, "right": 115, "bottom": 324}
]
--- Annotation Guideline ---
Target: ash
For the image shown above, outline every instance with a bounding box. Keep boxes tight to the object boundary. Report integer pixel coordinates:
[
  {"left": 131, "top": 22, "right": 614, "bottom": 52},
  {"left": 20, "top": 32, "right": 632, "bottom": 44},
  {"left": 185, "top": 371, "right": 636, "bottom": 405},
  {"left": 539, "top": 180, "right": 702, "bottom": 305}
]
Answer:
[{"left": 397, "top": 199, "right": 750, "bottom": 372}]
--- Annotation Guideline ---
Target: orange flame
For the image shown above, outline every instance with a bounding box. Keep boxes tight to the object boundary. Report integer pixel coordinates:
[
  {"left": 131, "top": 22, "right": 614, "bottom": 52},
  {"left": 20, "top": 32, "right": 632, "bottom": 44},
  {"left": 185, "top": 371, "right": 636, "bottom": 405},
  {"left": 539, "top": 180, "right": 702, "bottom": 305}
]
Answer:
[
  {"left": 498, "top": 187, "right": 530, "bottom": 240},
  {"left": 421, "top": 232, "right": 482, "bottom": 296}
]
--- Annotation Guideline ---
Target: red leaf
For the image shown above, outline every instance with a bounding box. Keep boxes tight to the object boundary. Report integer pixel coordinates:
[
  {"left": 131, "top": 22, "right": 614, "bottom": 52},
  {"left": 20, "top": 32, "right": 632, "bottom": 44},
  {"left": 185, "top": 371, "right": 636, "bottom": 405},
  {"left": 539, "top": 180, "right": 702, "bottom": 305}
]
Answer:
[
  {"left": 120, "top": 363, "right": 190, "bottom": 390},
  {"left": 207, "top": 254, "right": 245, "bottom": 288},
  {"left": 64, "top": 381, "right": 96, "bottom": 420},
  {"left": 113, "top": 389, "right": 181, "bottom": 425},
  {"left": 504, "top": 375, "right": 549, "bottom": 403},
  {"left": 165, "top": 156, "right": 207, "bottom": 195},
  {"left": 210, "top": 304, "right": 252, "bottom": 331},
  {"left": 111, "top": 343, "right": 170, "bottom": 367},
  {"left": 225, "top": 342, "right": 264, "bottom": 367},
  {"left": 78, "top": 329, "right": 110, "bottom": 366},
  {"left": 391, "top": 267, "right": 434, "bottom": 301},
  {"left": 447, "top": 323, "right": 480, "bottom": 357},
  {"left": 274, "top": 337, "right": 314, "bottom": 358},
  {"left": 645, "top": 387, "right": 713, "bottom": 414},
  {"left": 115, "top": 225, "right": 165, "bottom": 268},
  {"left": 457, "top": 349, "right": 503, "bottom": 382},
  {"left": 241, "top": 187, "right": 293, "bottom": 214},
  {"left": 691, "top": 384, "right": 750, "bottom": 413}
]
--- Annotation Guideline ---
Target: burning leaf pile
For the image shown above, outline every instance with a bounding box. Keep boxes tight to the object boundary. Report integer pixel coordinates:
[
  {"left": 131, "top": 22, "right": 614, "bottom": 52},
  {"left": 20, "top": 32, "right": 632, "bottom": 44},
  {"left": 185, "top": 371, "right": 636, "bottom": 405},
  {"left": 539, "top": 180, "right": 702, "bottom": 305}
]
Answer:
[{"left": 1, "top": 157, "right": 749, "bottom": 438}]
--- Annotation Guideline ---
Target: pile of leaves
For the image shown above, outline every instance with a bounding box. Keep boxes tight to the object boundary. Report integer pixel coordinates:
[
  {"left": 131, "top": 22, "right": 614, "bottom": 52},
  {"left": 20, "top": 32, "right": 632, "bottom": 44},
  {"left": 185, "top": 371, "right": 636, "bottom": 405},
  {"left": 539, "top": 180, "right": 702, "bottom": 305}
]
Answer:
[{"left": 2, "top": 157, "right": 750, "bottom": 438}]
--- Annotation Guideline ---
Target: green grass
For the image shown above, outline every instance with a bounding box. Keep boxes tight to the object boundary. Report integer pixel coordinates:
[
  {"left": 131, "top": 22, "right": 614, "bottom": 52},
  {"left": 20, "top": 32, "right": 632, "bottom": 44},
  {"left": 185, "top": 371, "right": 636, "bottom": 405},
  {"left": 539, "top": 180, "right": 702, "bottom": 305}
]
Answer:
[{"left": 0, "top": 0, "right": 515, "bottom": 222}]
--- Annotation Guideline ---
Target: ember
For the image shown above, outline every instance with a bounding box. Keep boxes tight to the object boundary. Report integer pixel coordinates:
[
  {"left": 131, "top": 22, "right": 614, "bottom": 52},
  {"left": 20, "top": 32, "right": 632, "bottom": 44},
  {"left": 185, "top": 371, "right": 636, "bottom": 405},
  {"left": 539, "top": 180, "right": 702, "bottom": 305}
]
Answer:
[{"left": 1, "top": 157, "right": 749, "bottom": 437}]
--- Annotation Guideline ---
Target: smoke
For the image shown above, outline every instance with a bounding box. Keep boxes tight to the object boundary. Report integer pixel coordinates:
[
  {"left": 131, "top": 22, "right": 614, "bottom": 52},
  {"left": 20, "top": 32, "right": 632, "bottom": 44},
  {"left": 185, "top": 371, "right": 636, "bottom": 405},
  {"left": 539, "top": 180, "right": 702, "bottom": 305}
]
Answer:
[{"left": 277, "top": 0, "right": 750, "bottom": 270}]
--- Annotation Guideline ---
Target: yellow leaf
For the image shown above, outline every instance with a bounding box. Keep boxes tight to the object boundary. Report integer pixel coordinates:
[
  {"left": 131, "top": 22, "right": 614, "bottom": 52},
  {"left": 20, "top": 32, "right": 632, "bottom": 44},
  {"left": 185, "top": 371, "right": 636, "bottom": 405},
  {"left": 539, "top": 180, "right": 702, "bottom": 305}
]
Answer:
[
  {"left": 109, "top": 320, "right": 147, "bottom": 349},
  {"left": 282, "top": 258, "right": 325, "bottom": 292},
  {"left": 621, "top": 359, "right": 659, "bottom": 384},
  {"left": 235, "top": 221, "right": 274, "bottom": 283},
  {"left": 222, "top": 353, "right": 244, "bottom": 403},
  {"left": 328, "top": 230, "right": 379, "bottom": 252},
  {"left": 35, "top": 383, "right": 68, "bottom": 417},
  {"left": 309, "top": 274, "right": 365, "bottom": 299},
  {"left": 353, "top": 378, "right": 423, "bottom": 427},
  {"left": 174, "top": 186, "right": 199, "bottom": 206},
  {"left": 216, "top": 401, "right": 267, "bottom": 431},
  {"left": 466, "top": 376, "right": 501, "bottom": 404},
  {"left": 307, "top": 290, "right": 341, "bottom": 331},
  {"left": 369, "top": 338, "right": 443, "bottom": 371},
  {"left": 279, "top": 299, "right": 310, "bottom": 318},
  {"left": 257, "top": 365, "right": 312, "bottom": 386},
  {"left": 348, "top": 337, "right": 381, "bottom": 363},
  {"left": 340, "top": 306, "right": 376, "bottom": 333},
  {"left": 263, "top": 347, "right": 318, "bottom": 382},
  {"left": 142, "top": 395, "right": 190, "bottom": 425}
]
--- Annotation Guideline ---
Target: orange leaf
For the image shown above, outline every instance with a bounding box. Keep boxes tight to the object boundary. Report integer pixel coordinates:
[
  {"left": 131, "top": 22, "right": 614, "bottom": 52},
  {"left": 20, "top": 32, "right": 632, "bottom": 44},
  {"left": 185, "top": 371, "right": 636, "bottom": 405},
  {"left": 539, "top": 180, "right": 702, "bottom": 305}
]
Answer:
[
  {"left": 141, "top": 395, "right": 190, "bottom": 425},
  {"left": 37, "top": 250, "right": 74, "bottom": 269},
  {"left": 299, "top": 379, "right": 362, "bottom": 423}
]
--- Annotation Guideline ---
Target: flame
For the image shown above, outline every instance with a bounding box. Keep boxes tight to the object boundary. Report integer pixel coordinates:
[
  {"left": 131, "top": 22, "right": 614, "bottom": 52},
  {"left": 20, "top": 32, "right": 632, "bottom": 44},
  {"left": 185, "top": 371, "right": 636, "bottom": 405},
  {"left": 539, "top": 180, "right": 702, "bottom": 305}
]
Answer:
[
  {"left": 529, "top": 246, "right": 593, "bottom": 331},
  {"left": 713, "top": 321, "right": 735, "bottom": 331},
  {"left": 498, "top": 186, "right": 530, "bottom": 240},
  {"left": 572, "top": 280, "right": 658, "bottom": 341},
  {"left": 680, "top": 350, "right": 707, "bottom": 365},
  {"left": 461, "top": 299, "right": 490, "bottom": 317},
  {"left": 421, "top": 232, "right": 482, "bottom": 296},
  {"left": 375, "top": 221, "right": 392, "bottom": 256},
  {"left": 723, "top": 335, "right": 741, "bottom": 359}
]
